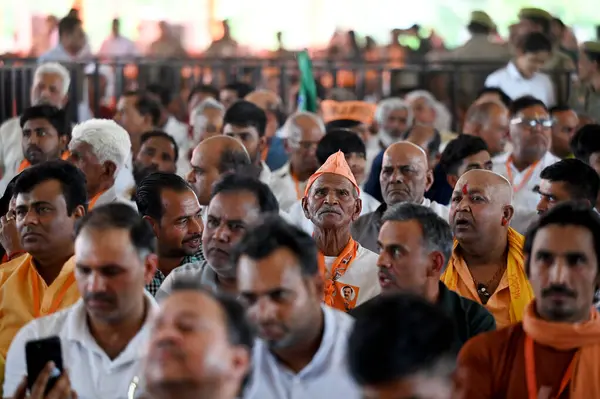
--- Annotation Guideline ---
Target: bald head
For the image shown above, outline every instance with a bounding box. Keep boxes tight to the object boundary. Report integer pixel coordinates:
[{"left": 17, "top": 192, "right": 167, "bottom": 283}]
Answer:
[
  {"left": 282, "top": 112, "right": 326, "bottom": 179},
  {"left": 380, "top": 141, "right": 433, "bottom": 206},
  {"left": 456, "top": 169, "right": 513, "bottom": 205},
  {"left": 245, "top": 90, "right": 282, "bottom": 111},
  {"left": 187, "top": 136, "right": 251, "bottom": 205},
  {"left": 463, "top": 102, "right": 509, "bottom": 156}
]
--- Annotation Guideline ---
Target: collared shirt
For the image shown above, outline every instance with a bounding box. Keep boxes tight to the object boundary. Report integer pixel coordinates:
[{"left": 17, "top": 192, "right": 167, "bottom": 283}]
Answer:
[
  {"left": 155, "top": 260, "right": 214, "bottom": 301},
  {"left": 3, "top": 292, "right": 158, "bottom": 399},
  {"left": 352, "top": 199, "right": 450, "bottom": 253},
  {"left": 38, "top": 43, "right": 92, "bottom": 63},
  {"left": 269, "top": 162, "right": 308, "bottom": 212},
  {"left": 0, "top": 116, "right": 22, "bottom": 196},
  {"left": 287, "top": 191, "right": 381, "bottom": 235},
  {"left": 493, "top": 151, "right": 560, "bottom": 234},
  {"left": 98, "top": 35, "right": 139, "bottom": 58},
  {"left": 0, "top": 254, "right": 80, "bottom": 358},
  {"left": 484, "top": 62, "right": 556, "bottom": 107},
  {"left": 244, "top": 305, "right": 360, "bottom": 399},
  {"left": 145, "top": 252, "right": 206, "bottom": 296}
]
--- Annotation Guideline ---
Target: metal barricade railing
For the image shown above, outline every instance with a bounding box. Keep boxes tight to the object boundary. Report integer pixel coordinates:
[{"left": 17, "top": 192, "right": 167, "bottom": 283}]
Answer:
[{"left": 0, "top": 57, "right": 573, "bottom": 131}]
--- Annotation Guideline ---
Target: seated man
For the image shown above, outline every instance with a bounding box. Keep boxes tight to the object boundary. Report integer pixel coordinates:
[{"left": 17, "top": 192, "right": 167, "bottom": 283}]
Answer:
[
  {"left": 462, "top": 100, "right": 510, "bottom": 160},
  {"left": 3, "top": 204, "right": 158, "bottom": 398},
  {"left": 69, "top": 119, "right": 137, "bottom": 210},
  {"left": 437, "top": 134, "right": 493, "bottom": 204},
  {"left": 302, "top": 151, "right": 380, "bottom": 311},
  {"left": 135, "top": 172, "right": 204, "bottom": 296},
  {"left": 0, "top": 161, "right": 86, "bottom": 359},
  {"left": 143, "top": 279, "right": 253, "bottom": 399},
  {"left": 133, "top": 130, "right": 178, "bottom": 185},
  {"left": 459, "top": 203, "right": 600, "bottom": 398},
  {"left": 348, "top": 294, "right": 459, "bottom": 399},
  {"left": 536, "top": 158, "right": 600, "bottom": 215},
  {"left": 234, "top": 216, "right": 360, "bottom": 399},
  {"left": 19, "top": 105, "right": 70, "bottom": 173},
  {"left": 374, "top": 203, "right": 495, "bottom": 351},
  {"left": 353, "top": 141, "right": 449, "bottom": 253},
  {"left": 443, "top": 169, "right": 534, "bottom": 328},
  {"left": 570, "top": 124, "right": 600, "bottom": 209},
  {"left": 189, "top": 97, "right": 225, "bottom": 144},
  {"left": 157, "top": 174, "right": 279, "bottom": 298},
  {"left": 288, "top": 129, "right": 381, "bottom": 234},
  {"left": 549, "top": 105, "right": 579, "bottom": 159}
]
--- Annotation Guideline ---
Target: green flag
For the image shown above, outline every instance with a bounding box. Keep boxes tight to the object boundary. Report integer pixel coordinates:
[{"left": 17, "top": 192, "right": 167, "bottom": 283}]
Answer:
[{"left": 296, "top": 50, "right": 318, "bottom": 113}]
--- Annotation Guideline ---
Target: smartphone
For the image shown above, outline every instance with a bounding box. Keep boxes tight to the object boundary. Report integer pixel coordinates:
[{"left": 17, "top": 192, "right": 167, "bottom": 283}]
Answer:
[{"left": 25, "top": 336, "right": 63, "bottom": 394}]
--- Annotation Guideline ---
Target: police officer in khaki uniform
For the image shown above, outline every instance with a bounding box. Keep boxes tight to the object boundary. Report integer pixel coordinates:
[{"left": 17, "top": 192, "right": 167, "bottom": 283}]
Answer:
[{"left": 569, "top": 41, "right": 600, "bottom": 123}]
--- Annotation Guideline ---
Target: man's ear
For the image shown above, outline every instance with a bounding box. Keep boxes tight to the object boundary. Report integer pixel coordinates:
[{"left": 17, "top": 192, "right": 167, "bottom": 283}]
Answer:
[
  {"left": 503, "top": 205, "right": 515, "bottom": 223},
  {"left": 425, "top": 169, "right": 435, "bottom": 192},
  {"left": 73, "top": 204, "right": 86, "bottom": 219},
  {"left": 429, "top": 251, "right": 445, "bottom": 276},
  {"left": 446, "top": 174, "right": 459, "bottom": 189},
  {"left": 143, "top": 253, "right": 158, "bottom": 284},
  {"left": 258, "top": 135, "right": 268, "bottom": 155},
  {"left": 143, "top": 215, "right": 160, "bottom": 237},
  {"left": 60, "top": 135, "right": 69, "bottom": 153},
  {"left": 301, "top": 197, "right": 310, "bottom": 219},
  {"left": 103, "top": 160, "right": 118, "bottom": 180},
  {"left": 352, "top": 197, "right": 362, "bottom": 222}
]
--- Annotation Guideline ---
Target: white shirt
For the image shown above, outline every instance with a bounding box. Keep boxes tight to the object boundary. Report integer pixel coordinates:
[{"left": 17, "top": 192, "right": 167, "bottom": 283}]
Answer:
[
  {"left": 270, "top": 163, "right": 308, "bottom": 212},
  {"left": 163, "top": 116, "right": 188, "bottom": 152},
  {"left": 94, "top": 185, "right": 138, "bottom": 211},
  {"left": 493, "top": 151, "right": 560, "bottom": 234},
  {"left": 259, "top": 161, "right": 272, "bottom": 186},
  {"left": 156, "top": 261, "right": 216, "bottom": 301},
  {"left": 0, "top": 117, "right": 23, "bottom": 196},
  {"left": 3, "top": 292, "right": 158, "bottom": 399},
  {"left": 244, "top": 305, "right": 360, "bottom": 399},
  {"left": 485, "top": 62, "right": 556, "bottom": 107},
  {"left": 114, "top": 155, "right": 136, "bottom": 198},
  {"left": 421, "top": 197, "right": 450, "bottom": 221},
  {"left": 98, "top": 36, "right": 139, "bottom": 58},
  {"left": 287, "top": 191, "right": 381, "bottom": 235}
]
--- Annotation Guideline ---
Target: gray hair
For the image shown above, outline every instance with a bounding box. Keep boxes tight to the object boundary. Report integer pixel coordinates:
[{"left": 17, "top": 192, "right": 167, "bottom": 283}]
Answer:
[
  {"left": 382, "top": 203, "right": 453, "bottom": 270},
  {"left": 281, "top": 111, "right": 325, "bottom": 141},
  {"left": 375, "top": 97, "right": 414, "bottom": 127},
  {"left": 193, "top": 97, "right": 225, "bottom": 114},
  {"left": 465, "top": 101, "right": 506, "bottom": 126},
  {"left": 34, "top": 62, "right": 71, "bottom": 97}
]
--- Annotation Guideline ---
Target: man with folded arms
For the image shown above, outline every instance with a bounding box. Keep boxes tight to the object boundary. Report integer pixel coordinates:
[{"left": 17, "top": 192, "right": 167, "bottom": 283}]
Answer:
[
  {"left": 459, "top": 202, "right": 600, "bottom": 398},
  {"left": 4, "top": 204, "right": 158, "bottom": 398},
  {"left": 443, "top": 169, "right": 533, "bottom": 328},
  {"left": 0, "top": 161, "right": 86, "bottom": 360},
  {"left": 234, "top": 216, "right": 360, "bottom": 399},
  {"left": 302, "top": 151, "right": 379, "bottom": 311},
  {"left": 373, "top": 203, "right": 495, "bottom": 351}
]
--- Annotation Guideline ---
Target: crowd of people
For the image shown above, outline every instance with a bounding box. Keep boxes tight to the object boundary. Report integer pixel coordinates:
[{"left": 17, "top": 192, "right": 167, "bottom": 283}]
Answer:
[{"left": 0, "top": 4, "right": 599, "bottom": 399}]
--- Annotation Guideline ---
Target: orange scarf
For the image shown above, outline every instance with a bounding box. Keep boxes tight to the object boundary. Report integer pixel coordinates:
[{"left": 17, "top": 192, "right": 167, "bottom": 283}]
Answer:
[
  {"left": 87, "top": 189, "right": 107, "bottom": 210},
  {"left": 18, "top": 151, "right": 70, "bottom": 173},
  {"left": 317, "top": 238, "right": 358, "bottom": 311},
  {"left": 522, "top": 302, "right": 600, "bottom": 398}
]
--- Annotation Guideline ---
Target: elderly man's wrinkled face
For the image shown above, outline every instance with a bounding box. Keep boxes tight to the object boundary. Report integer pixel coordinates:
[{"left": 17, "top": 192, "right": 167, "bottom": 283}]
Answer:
[
  {"left": 410, "top": 97, "right": 436, "bottom": 126},
  {"left": 191, "top": 108, "right": 224, "bottom": 144},
  {"left": 380, "top": 145, "right": 432, "bottom": 206},
  {"left": 302, "top": 173, "right": 361, "bottom": 230},
  {"left": 510, "top": 104, "right": 552, "bottom": 162},
  {"left": 31, "top": 73, "right": 67, "bottom": 108},
  {"left": 383, "top": 109, "right": 410, "bottom": 138},
  {"left": 286, "top": 117, "right": 325, "bottom": 177}
]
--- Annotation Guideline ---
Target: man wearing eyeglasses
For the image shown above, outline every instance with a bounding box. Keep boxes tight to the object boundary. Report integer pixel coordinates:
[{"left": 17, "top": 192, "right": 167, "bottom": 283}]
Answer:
[
  {"left": 549, "top": 105, "right": 579, "bottom": 159},
  {"left": 493, "top": 96, "right": 560, "bottom": 233}
]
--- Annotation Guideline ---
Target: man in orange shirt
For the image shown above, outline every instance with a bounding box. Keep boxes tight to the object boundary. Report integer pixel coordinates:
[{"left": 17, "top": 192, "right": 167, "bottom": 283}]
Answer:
[
  {"left": 0, "top": 160, "right": 86, "bottom": 359},
  {"left": 459, "top": 202, "right": 600, "bottom": 398},
  {"left": 19, "top": 105, "right": 70, "bottom": 172},
  {"left": 442, "top": 169, "right": 533, "bottom": 328}
]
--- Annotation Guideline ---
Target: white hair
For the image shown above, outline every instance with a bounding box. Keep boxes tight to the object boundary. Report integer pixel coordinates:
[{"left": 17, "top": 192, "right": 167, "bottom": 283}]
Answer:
[
  {"left": 190, "top": 98, "right": 225, "bottom": 127},
  {"left": 405, "top": 90, "right": 437, "bottom": 108},
  {"left": 69, "top": 119, "right": 132, "bottom": 171},
  {"left": 34, "top": 62, "right": 71, "bottom": 96},
  {"left": 405, "top": 90, "right": 452, "bottom": 132},
  {"left": 375, "top": 97, "right": 414, "bottom": 127},
  {"left": 282, "top": 111, "right": 325, "bottom": 140}
]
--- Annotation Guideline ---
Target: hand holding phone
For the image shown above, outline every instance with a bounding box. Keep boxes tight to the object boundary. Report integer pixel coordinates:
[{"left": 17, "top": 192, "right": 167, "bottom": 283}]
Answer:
[
  {"left": 12, "top": 364, "right": 76, "bottom": 399},
  {"left": 25, "top": 337, "right": 63, "bottom": 394}
]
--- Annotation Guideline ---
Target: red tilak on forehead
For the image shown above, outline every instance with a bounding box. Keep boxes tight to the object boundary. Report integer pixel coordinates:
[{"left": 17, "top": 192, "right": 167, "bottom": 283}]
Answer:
[{"left": 462, "top": 184, "right": 469, "bottom": 195}]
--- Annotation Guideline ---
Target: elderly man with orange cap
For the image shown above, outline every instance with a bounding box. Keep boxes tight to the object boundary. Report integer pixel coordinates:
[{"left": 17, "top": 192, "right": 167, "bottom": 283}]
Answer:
[{"left": 301, "top": 151, "right": 380, "bottom": 312}]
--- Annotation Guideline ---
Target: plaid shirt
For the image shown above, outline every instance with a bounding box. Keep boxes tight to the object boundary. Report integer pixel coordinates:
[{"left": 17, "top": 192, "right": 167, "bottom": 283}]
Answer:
[{"left": 146, "top": 249, "right": 206, "bottom": 296}]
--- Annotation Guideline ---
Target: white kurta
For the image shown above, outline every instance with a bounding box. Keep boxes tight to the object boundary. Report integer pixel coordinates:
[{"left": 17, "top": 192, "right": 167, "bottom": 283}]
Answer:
[
  {"left": 493, "top": 151, "right": 560, "bottom": 234},
  {"left": 270, "top": 162, "right": 308, "bottom": 212},
  {"left": 287, "top": 191, "right": 381, "bottom": 235},
  {"left": 0, "top": 117, "right": 23, "bottom": 197}
]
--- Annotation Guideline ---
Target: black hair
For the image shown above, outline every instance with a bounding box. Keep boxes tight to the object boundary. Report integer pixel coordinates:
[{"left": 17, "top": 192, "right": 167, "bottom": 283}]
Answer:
[
  {"left": 187, "top": 84, "right": 219, "bottom": 104},
  {"left": 467, "top": 22, "right": 492, "bottom": 35},
  {"left": 524, "top": 202, "right": 600, "bottom": 275},
  {"left": 439, "top": 135, "right": 489, "bottom": 175},
  {"left": 571, "top": 124, "right": 600, "bottom": 163},
  {"left": 382, "top": 203, "right": 453, "bottom": 271},
  {"left": 217, "top": 148, "right": 252, "bottom": 174},
  {"left": 0, "top": 174, "right": 19, "bottom": 218},
  {"left": 140, "top": 130, "right": 179, "bottom": 162},
  {"left": 135, "top": 172, "right": 194, "bottom": 221},
  {"left": 539, "top": 159, "right": 600, "bottom": 206},
  {"left": 20, "top": 105, "right": 70, "bottom": 139},
  {"left": 549, "top": 104, "right": 573, "bottom": 114},
  {"left": 552, "top": 17, "right": 565, "bottom": 29},
  {"left": 223, "top": 100, "right": 267, "bottom": 138},
  {"left": 211, "top": 173, "right": 279, "bottom": 214},
  {"left": 348, "top": 293, "right": 456, "bottom": 386},
  {"left": 123, "top": 90, "right": 161, "bottom": 127},
  {"left": 316, "top": 129, "right": 366, "bottom": 164},
  {"left": 517, "top": 32, "right": 552, "bottom": 54},
  {"left": 231, "top": 214, "right": 318, "bottom": 275},
  {"left": 74, "top": 203, "right": 157, "bottom": 255},
  {"left": 523, "top": 16, "right": 551, "bottom": 35},
  {"left": 325, "top": 119, "right": 362, "bottom": 132},
  {"left": 476, "top": 87, "right": 512, "bottom": 108},
  {"left": 13, "top": 160, "right": 88, "bottom": 215},
  {"left": 146, "top": 83, "right": 172, "bottom": 108},
  {"left": 509, "top": 95, "right": 548, "bottom": 116},
  {"left": 222, "top": 82, "right": 254, "bottom": 99},
  {"left": 58, "top": 16, "right": 81, "bottom": 37},
  {"left": 583, "top": 49, "right": 600, "bottom": 65}
]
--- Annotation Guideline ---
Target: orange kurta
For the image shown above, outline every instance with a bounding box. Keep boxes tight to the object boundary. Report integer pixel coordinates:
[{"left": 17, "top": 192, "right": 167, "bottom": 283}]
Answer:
[{"left": 0, "top": 253, "right": 80, "bottom": 358}]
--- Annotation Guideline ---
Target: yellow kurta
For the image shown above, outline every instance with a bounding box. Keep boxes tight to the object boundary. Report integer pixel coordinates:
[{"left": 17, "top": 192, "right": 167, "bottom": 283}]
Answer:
[
  {"left": 0, "top": 254, "right": 80, "bottom": 358},
  {"left": 441, "top": 228, "right": 534, "bottom": 329}
]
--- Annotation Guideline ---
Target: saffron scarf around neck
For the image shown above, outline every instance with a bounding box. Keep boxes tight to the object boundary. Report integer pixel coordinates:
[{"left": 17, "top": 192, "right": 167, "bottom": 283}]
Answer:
[
  {"left": 523, "top": 302, "right": 600, "bottom": 398},
  {"left": 18, "top": 151, "right": 70, "bottom": 172},
  {"left": 441, "top": 227, "right": 534, "bottom": 323},
  {"left": 316, "top": 237, "right": 358, "bottom": 308}
]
